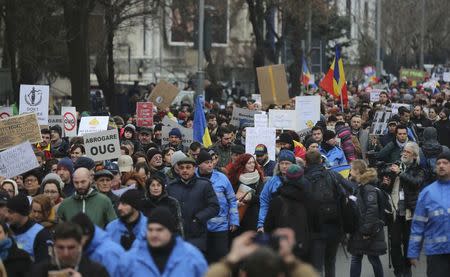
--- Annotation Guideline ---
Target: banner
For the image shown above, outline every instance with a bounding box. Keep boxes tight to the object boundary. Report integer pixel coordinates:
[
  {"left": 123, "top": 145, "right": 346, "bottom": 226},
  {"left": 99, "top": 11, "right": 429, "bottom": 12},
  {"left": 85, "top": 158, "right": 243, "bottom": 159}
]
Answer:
[
  {"left": 136, "top": 102, "right": 154, "bottom": 127},
  {"left": 78, "top": 116, "right": 109, "bottom": 136},
  {"left": 230, "top": 107, "right": 261, "bottom": 127},
  {"left": 62, "top": 107, "right": 77, "bottom": 137},
  {"left": 256, "top": 64, "right": 290, "bottom": 105},
  {"left": 0, "top": 113, "right": 42, "bottom": 150},
  {"left": 245, "top": 127, "right": 276, "bottom": 161},
  {"left": 0, "top": 141, "right": 39, "bottom": 178},
  {"left": 161, "top": 126, "right": 193, "bottom": 148},
  {"left": 268, "top": 109, "right": 297, "bottom": 130},
  {"left": 83, "top": 129, "right": 121, "bottom": 162},
  {"left": 48, "top": 115, "right": 64, "bottom": 137},
  {"left": 399, "top": 68, "right": 426, "bottom": 81},
  {"left": 19, "top": 84, "right": 49, "bottom": 125},
  {"left": 0, "top": 107, "right": 13, "bottom": 119},
  {"left": 148, "top": 80, "right": 179, "bottom": 110},
  {"left": 295, "top": 96, "right": 321, "bottom": 130}
]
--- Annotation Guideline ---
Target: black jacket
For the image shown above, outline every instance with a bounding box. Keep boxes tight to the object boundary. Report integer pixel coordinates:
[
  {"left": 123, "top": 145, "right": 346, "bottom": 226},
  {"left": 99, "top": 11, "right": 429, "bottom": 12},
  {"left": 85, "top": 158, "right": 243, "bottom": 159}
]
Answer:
[
  {"left": 166, "top": 175, "right": 219, "bottom": 251},
  {"left": 399, "top": 162, "right": 425, "bottom": 212},
  {"left": 3, "top": 241, "right": 32, "bottom": 277},
  {"left": 142, "top": 192, "right": 184, "bottom": 236},
  {"left": 434, "top": 119, "right": 450, "bottom": 148},
  {"left": 31, "top": 256, "right": 109, "bottom": 277}
]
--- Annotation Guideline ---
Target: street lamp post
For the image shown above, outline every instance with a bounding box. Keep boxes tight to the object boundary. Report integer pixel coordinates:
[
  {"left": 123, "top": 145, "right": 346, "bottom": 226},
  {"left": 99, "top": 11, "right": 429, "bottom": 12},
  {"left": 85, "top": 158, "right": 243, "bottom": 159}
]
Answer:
[{"left": 195, "top": 0, "right": 205, "bottom": 103}]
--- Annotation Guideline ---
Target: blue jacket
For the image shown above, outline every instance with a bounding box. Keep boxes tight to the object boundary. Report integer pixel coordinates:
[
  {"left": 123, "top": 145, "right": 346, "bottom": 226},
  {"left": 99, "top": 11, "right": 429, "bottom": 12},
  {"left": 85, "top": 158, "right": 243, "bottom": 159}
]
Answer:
[
  {"left": 14, "top": 222, "right": 43, "bottom": 258},
  {"left": 408, "top": 179, "right": 450, "bottom": 258},
  {"left": 114, "top": 237, "right": 208, "bottom": 277},
  {"left": 85, "top": 226, "right": 125, "bottom": 276},
  {"left": 106, "top": 212, "right": 148, "bottom": 246},
  {"left": 320, "top": 145, "right": 348, "bottom": 167},
  {"left": 196, "top": 169, "right": 239, "bottom": 232},
  {"left": 263, "top": 160, "right": 276, "bottom": 177},
  {"left": 257, "top": 175, "right": 282, "bottom": 228}
]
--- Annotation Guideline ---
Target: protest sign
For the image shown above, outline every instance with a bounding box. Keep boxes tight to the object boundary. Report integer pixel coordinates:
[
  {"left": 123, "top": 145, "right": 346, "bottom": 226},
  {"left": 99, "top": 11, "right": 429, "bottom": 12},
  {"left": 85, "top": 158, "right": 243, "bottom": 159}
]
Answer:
[
  {"left": 162, "top": 116, "right": 182, "bottom": 128},
  {"left": 136, "top": 102, "right": 154, "bottom": 127},
  {"left": 369, "top": 89, "right": 384, "bottom": 102},
  {"left": 251, "top": 94, "right": 262, "bottom": 104},
  {"left": 391, "top": 103, "right": 411, "bottom": 114},
  {"left": 19, "top": 84, "right": 49, "bottom": 125},
  {"left": 172, "top": 90, "right": 194, "bottom": 106},
  {"left": 245, "top": 127, "right": 276, "bottom": 161},
  {"left": 254, "top": 113, "right": 268, "bottom": 128},
  {"left": 295, "top": 96, "right": 321, "bottom": 130},
  {"left": 399, "top": 68, "right": 426, "bottom": 81},
  {"left": 370, "top": 111, "right": 392, "bottom": 135},
  {"left": 48, "top": 115, "right": 64, "bottom": 137},
  {"left": 0, "top": 107, "right": 13, "bottom": 119},
  {"left": 268, "top": 109, "right": 297, "bottom": 130},
  {"left": 443, "top": 72, "right": 450, "bottom": 82},
  {"left": 83, "top": 129, "right": 121, "bottom": 162},
  {"left": 62, "top": 107, "right": 77, "bottom": 137},
  {"left": 148, "top": 80, "right": 179, "bottom": 110},
  {"left": 256, "top": 64, "right": 290, "bottom": 105},
  {"left": 0, "top": 141, "right": 39, "bottom": 178},
  {"left": 0, "top": 113, "right": 42, "bottom": 150},
  {"left": 161, "top": 126, "right": 193, "bottom": 148},
  {"left": 230, "top": 107, "right": 261, "bottom": 127},
  {"left": 78, "top": 116, "right": 109, "bottom": 136}
]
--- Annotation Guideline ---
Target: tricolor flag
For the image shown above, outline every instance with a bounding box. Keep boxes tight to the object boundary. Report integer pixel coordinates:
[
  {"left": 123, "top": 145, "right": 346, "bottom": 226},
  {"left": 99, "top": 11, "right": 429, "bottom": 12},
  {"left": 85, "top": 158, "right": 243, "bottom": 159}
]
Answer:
[
  {"left": 319, "top": 45, "right": 348, "bottom": 107},
  {"left": 193, "top": 96, "right": 212, "bottom": 148},
  {"left": 301, "top": 56, "right": 311, "bottom": 86}
]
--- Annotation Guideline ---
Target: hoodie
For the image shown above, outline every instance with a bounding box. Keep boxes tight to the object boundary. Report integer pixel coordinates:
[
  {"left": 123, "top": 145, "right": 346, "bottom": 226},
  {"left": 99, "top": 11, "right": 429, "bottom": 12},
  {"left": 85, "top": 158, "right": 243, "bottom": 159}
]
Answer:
[{"left": 422, "top": 127, "right": 450, "bottom": 158}]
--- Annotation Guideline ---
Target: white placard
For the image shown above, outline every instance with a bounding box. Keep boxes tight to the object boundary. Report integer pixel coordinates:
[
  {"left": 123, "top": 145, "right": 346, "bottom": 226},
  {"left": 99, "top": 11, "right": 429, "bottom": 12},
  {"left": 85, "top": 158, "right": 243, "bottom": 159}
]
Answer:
[
  {"left": 268, "top": 109, "right": 297, "bottom": 130},
  {"left": 295, "top": 96, "right": 321, "bottom": 130},
  {"left": 251, "top": 94, "right": 262, "bottom": 104},
  {"left": 230, "top": 107, "right": 261, "bottom": 127},
  {"left": 19, "top": 84, "right": 49, "bottom": 125},
  {"left": 443, "top": 72, "right": 450, "bottom": 82},
  {"left": 78, "top": 116, "right": 109, "bottom": 136},
  {"left": 161, "top": 126, "right": 193, "bottom": 148},
  {"left": 62, "top": 107, "right": 77, "bottom": 137},
  {"left": 391, "top": 103, "right": 411, "bottom": 115},
  {"left": 83, "top": 129, "right": 121, "bottom": 162},
  {"left": 370, "top": 89, "right": 383, "bottom": 102},
  {"left": 254, "top": 113, "right": 268, "bottom": 128},
  {"left": 245, "top": 127, "right": 276, "bottom": 161},
  {"left": 0, "top": 141, "right": 39, "bottom": 179},
  {"left": 48, "top": 115, "right": 64, "bottom": 137},
  {"left": 0, "top": 107, "right": 13, "bottom": 119}
]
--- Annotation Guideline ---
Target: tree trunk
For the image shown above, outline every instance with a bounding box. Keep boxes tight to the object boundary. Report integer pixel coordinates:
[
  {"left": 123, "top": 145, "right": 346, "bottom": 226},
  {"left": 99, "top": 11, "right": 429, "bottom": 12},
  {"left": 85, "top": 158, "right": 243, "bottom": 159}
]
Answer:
[
  {"left": 4, "top": 0, "right": 19, "bottom": 103},
  {"left": 106, "top": 26, "right": 116, "bottom": 113}
]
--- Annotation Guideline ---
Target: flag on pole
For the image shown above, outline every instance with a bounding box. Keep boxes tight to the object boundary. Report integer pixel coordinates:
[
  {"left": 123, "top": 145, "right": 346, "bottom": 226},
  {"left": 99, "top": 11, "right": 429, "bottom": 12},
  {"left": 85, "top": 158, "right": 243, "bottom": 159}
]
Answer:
[
  {"left": 193, "top": 96, "right": 212, "bottom": 148},
  {"left": 301, "top": 56, "right": 311, "bottom": 86},
  {"left": 319, "top": 45, "right": 348, "bottom": 107}
]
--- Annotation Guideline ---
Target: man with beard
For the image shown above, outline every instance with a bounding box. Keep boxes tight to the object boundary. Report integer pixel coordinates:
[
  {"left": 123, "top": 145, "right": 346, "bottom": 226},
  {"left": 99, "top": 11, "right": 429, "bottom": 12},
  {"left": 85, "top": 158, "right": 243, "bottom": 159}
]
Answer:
[
  {"left": 254, "top": 144, "right": 276, "bottom": 177},
  {"left": 50, "top": 125, "right": 69, "bottom": 158},
  {"left": 207, "top": 113, "right": 219, "bottom": 143},
  {"left": 168, "top": 128, "right": 187, "bottom": 152},
  {"left": 33, "top": 222, "right": 109, "bottom": 277},
  {"left": 138, "top": 127, "right": 154, "bottom": 153},
  {"left": 147, "top": 148, "right": 166, "bottom": 177},
  {"left": 56, "top": 157, "right": 75, "bottom": 196},
  {"left": 386, "top": 141, "right": 425, "bottom": 277},
  {"left": 350, "top": 115, "right": 369, "bottom": 159},
  {"left": 153, "top": 123, "right": 163, "bottom": 147},
  {"left": 213, "top": 127, "right": 234, "bottom": 171},
  {"left": 106, "top": 189, "right": 147, "bottom": 250},
  {"left": 57, "top": 168, "right": 117, "bottom": 228},
  {"left": 35, "top": 128, "right": 52, "bottom": 160},
  {"left": 408, "top": 152, "right": 450, "bottom": 277}
]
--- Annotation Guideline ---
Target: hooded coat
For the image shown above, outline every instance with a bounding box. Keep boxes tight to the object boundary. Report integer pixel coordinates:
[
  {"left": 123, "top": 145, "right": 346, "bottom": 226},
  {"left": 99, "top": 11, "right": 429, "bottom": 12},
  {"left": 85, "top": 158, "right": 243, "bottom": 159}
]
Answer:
[
  {"left": 434, "top": 109, "right": 450, "bottom": 148},
  {"left": 421, "top": 127, "right": 450, "bottom": 184}
]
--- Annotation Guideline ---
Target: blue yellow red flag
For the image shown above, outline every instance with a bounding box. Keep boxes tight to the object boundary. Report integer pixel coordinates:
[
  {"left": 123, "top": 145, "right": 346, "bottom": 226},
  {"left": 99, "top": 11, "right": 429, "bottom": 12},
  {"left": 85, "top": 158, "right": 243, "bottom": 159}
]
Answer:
[
  {"left": 319, "top": 45, "right": 348, "bottom": 107},
  {"left": 193, "top": 96, "right": 212, "bottom": 148}
]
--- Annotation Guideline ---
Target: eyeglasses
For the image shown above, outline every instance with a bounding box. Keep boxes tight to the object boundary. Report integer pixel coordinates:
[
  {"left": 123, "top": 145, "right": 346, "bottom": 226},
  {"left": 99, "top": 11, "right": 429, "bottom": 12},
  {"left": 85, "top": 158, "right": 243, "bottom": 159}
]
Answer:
[
  {"left": 44, "top": 190, "right": 59, "bottom": 194},
  {"left": 24, "top": 178, "right": 38, "bottom": 183}
]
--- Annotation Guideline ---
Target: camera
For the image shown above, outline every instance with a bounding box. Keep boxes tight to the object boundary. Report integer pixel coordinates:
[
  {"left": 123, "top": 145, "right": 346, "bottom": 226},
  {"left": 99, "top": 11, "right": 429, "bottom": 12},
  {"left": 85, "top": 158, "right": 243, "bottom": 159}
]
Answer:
[{"left": 253, "top": 233, "right": 282, "bottom": 251}]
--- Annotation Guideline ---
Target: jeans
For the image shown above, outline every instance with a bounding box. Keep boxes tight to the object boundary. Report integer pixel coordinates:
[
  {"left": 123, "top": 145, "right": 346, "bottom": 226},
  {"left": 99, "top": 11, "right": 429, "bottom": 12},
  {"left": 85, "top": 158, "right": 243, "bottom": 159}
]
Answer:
[
  {"left": 427, "top": 254, "right": 450, "bottom": 277},
  {"left": 310, "top": 238, "right": 340, "bottom": 277},
  {"left": 388, "top": 216, "right": 411, "bottom": 276},
  {"left": 350, "top": 254, "right": 384, "bottom": 277},
  {"left": 206, "top": 231, "right": 229, "bottom": 264}
]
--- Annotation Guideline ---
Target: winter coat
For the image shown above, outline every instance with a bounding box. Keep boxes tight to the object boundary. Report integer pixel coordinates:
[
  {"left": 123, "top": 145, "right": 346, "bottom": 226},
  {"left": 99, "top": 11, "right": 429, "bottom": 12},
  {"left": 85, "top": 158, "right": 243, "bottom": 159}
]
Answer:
[
  {"left": 85, "top": 226, "right": 125, "bottom": 276},
  {"left": 407, "top": 179, "right": 450, "bottom": 258},
  {"left": 212, "top": 143, "right": 233, "bottom": 169},
  {"left": 195, "top": 170, "right": 239, "bottom": 232},
  {"left": 398, "top": 162, "right": 425, "bottom": 213},
  {"left": 2, "top": 240, "right": 32, "bottom": 277},
  {"left": 32, "top": 256, "right": 109, "bottom": 277},
  {"left": 320, "top": 145, "right": 348, "bottom": 167},
  {"left": 421, "top": 127, "right": 450, "bottom": 184},
  {"left": 348, "top": 170, "right": 387, "bottom": 256},
  {"left": 114, "top": 237, "right": 208, "bottom": 277},
  {"left": 257, "top": 174, "right": 282, "bottom": 228},
  {"left": 434, "top": 118, "right": 450, "bottom": 148},
  {"left": 165, "top": 167, "right": 180, "bottom": 184},
  {"left": 262, "top": 159, "right": 276, "bottom": 177},
  {"left": 375, "top": 140, "right": 402, "bottom": 164},
  {"left": 106, "top": 212, "right": 148, "bottom": 248},
  {"left": 167, "top": 176, "right": 219, "bottom": 251},
  {"left": 335, "top": 125, "right": 356, "bottom": 162},
  {"left": 50, "top": 139, "right": 69, "bottom": 158},
  {"left": 11, "top": 220, "right": 51, "bottom": 263},
  {"left": 237, "top": 178, "right": 265, "bottom": 232},
  {"left": 57, "top": 188, "right": 117, "bottom": 228}
]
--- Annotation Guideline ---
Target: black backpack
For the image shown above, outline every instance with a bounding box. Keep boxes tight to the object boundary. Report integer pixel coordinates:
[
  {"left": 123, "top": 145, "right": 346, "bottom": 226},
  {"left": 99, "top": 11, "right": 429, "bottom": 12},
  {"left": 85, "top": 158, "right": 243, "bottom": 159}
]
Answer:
[{"left": 374, "top": 187, "right": 393, "bottom": 225}]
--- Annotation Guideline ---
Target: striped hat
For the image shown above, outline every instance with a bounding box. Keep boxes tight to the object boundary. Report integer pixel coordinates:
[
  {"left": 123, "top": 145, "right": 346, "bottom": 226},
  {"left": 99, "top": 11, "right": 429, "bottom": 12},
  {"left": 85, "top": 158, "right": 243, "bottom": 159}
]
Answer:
[{"left": 285, "top": 164, "right": 304, "bottom": 184}]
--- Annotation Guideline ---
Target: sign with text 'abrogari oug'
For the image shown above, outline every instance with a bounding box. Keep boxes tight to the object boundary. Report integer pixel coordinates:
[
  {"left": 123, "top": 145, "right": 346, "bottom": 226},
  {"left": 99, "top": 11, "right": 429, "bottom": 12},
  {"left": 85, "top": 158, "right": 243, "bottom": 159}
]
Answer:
[{"left": 83, "top": 129, "right": 121, "bottom": 162}]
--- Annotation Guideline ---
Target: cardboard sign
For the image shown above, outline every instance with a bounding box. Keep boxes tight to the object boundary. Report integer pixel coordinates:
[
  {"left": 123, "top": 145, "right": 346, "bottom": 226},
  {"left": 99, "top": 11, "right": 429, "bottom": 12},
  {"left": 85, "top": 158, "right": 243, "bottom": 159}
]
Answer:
[
  {"left": 295, "top": 96, "right": 321, "bottom": 130},
  {"left": 399, "top": 68, "right": 426, "bottom": 81},
  {"left": 83, "top": 129, "right": 121, "bottom": 162},
  {"left": 0, "top": 113, "right": 42, "bottom": 150},
  {"left": 136, "top": 102, "right": 154, "bottom": 127},
  {"left": 256, "top": 64, "right": 290, "bottom": 105},
  {"left": 0, "top": 107, "right": 13, "bottom": 119},
  {"left": 148, "top": 80, "right": 180, "bottom": 110},
  {"left": 391, "top": 103, "right": 411, "bottom": 115},
  {"left": 19, "top": 84, "right": 49, "bottom": 125},
  {"left": 0, "top": 141, "right": 39, "bottom": 178},
  {"left": 161, "top": 126, "right": 193, "bottom": 148},
  {"left": 48, "top": 115, "right": 64, "bottom": 137},
  {"left": 230, "top": 107, "right": 261, "bottom": 127},
  {"left": 78, "top": 116, "right": 109, "bottom": 136},
  {"left": 62, "top": 107, "right": 77, "bottom": 137},
  {"left": 268, "top": 109, "right": 297, "bottom": 130},
  {"left": 254, "top": 113, "right": 268, "bottom": 128},
  {"left": 245, "top": 127, "right": 276, "bottom": 161}
]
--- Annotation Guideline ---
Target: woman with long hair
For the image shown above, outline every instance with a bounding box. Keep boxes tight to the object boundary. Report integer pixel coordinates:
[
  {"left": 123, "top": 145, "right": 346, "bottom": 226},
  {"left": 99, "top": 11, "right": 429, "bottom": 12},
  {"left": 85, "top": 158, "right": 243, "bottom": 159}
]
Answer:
[
  {"left": 30, "top": 195, "right": 58, "bottom": 233},
  {"left": 227, "top": 153, "right": 264, "bottom": 232}
]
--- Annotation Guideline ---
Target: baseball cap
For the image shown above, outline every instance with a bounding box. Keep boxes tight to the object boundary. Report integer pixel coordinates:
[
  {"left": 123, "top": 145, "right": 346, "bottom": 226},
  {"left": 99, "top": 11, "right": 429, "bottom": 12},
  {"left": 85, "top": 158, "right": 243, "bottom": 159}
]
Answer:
[
  {"left": 254, "top": 144, "right": 268, "bottom": 156},
  {"left": 118, "top": 155, "right": 133, "bottom": 172}
]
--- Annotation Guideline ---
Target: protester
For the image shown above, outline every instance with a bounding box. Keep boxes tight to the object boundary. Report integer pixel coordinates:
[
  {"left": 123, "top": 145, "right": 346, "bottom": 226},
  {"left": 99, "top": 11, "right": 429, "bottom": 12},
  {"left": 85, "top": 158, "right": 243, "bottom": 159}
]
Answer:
[
  {"left": 213, "top": 127, "right": 234, "bottom": 170},
  {"left": 56, "top": 157, "right": 75, "bottom": 197},
  {"left": 69, "top": 144, "right": 85, "bottom": 164},
  {"left": 0, "top": 220, "right": 32, "bottom": 277},
  {"left": 254, "top": 144, "right": 276, "bottom": 177},
  {"left": 1, "top": 179, "right": 18, "bottom": 198},
  {"left": 421, "top": 126, "right": 450, "bottom": 184},
  {"left": 320, "top": 130, "right": 348, "bottom": 167},
  {"left": 30, "top": 194, "right": 58, "bottom": 233},
  {"left": 94, "top": 169, "right": 120, "bottom": 211},
  {"left": 22, "top": 169, "right": 42, "bottom": 197},
  {"left": 41, "top": 177, "right": 65, "bottom": 210},
  {"left": 434, "top": 108, "right": 450, "bottom": 148}
]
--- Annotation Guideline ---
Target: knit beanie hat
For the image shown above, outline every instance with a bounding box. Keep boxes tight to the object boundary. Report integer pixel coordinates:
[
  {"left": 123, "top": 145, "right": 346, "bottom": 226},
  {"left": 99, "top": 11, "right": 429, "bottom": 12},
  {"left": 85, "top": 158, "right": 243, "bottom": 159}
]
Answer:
[
  {"left": 147, "top": 148, "right": 162, "bottom": 161},
  {"left": 1, "top": 179, "right": 18, "bottom": 196},
  {"left": 74, "top": 156, "right": 95, "bottom": 171},
  {"left": 437, "top": 151, "right": 450, "bottom": 162},
  {"left": 196, "top": 150, "right": 212, "bottom": 165},
  {"left": 147, "top": 207, "right": 177, "bottom": 233},
  {"left": 124, "top": 124, "right": 136, "bottom": 133},
  {"left": 7, "top": 194, "right": 30, "bottom": 216},
  {"left": 284, "top": 164, "right": 304, "bottom": 184},
  {"left": 119, "top": 189, "right": 144, "bottom": 211},
  {"left": 278, "top": 149, "right": 296, "bottom": 164},
  {"left": 323, "top": 130, "right": 336, "bottom": 142},
  {"left": 169, "top": 128, "right": 182, "bottom": 139},
  {"left": 42, "top": 173, "right": 65, "bottom": 190},
  {"left": 276, "top": 132, "right": 294, "bottom": 145},
  {"left": 171, "top": 151, "right": 187, "bottom": 167}
]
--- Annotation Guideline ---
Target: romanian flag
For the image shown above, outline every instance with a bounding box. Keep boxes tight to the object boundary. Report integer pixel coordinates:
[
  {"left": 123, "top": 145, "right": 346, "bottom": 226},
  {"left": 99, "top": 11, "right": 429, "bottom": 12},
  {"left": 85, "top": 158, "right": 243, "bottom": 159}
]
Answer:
[
  {"left": 301, "top": 56, "right": 311, "bottom": 86},
  {"left": 319, "top": 45, "right": 348, "bottom": 107},
  {"left": 193, "top": 96, "right": 212, "bottom": 148}
]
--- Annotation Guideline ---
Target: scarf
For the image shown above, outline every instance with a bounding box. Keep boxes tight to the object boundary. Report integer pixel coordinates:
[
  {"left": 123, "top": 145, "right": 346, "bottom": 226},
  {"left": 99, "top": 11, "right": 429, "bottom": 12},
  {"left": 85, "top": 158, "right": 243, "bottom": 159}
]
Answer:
[
  {"left": 396, "top": 139, "right": 407, "bottom": 149},
  {"left": 0, "top": 238, "right": 13, "bottom": 261},
  {"left": 239, "top": 171, "right": 260, "bottom": 185}
]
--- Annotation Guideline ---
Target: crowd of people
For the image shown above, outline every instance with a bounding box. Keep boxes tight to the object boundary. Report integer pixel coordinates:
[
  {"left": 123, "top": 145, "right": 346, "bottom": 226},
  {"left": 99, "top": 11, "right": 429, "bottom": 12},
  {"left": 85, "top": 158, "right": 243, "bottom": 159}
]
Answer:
[{"left": 0, "top": 80, "right": 449, "bottom": 277}]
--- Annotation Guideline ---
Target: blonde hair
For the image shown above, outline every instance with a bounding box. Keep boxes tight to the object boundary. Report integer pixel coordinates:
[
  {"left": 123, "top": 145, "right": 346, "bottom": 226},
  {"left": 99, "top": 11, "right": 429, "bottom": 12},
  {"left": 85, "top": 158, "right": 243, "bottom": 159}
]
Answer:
[{"left": 351, "top": 159, "right": 368, "bottom": 175}]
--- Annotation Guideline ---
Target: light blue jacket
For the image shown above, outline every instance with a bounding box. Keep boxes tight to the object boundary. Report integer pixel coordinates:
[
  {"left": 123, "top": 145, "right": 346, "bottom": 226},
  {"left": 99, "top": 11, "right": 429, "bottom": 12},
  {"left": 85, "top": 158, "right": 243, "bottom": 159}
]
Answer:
[
  {"left": 114, "top": 237, "right": 208, "bottom": 277},
  {"left": 196, "top": 169, "right": 239, "bottom": 232},
  {"left": 257, "top": 175, "right": 282, "bottom": 228},
  {"left": 14, "top": 223, "right": 43, "bottom": 258},
  {"left": 320, "top": 145, "right": 348, "bottom": 167},
  {"left": 408, "top": 179, "right": 450, "bottom": 258},
  {"left": 106, "top": 212, "right": 147, "bottom": 247}
]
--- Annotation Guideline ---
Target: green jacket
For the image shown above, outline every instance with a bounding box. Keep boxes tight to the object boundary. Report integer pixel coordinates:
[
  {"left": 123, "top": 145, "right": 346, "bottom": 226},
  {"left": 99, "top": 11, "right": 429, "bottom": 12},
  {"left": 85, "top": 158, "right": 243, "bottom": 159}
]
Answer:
[
  {"left": 213, "top": 143, "right": 233, "bottom": 169},
  {"left": 57, "top": 188, "right": 117, "bottom": 228},
  {"left": 375, "top": 141, "right": 402, "bottom": 164}
]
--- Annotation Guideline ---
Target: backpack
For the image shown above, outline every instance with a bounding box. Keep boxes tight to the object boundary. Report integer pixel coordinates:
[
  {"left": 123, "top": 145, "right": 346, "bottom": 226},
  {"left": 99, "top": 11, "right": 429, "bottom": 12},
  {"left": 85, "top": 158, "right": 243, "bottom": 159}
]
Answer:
[{"left": 374, "top": 187, "right": 393, "bottom": 225}]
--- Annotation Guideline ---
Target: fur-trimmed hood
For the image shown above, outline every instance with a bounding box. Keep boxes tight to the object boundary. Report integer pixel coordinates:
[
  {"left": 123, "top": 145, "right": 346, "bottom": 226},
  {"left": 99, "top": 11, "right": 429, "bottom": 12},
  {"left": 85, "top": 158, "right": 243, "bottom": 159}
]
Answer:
[{"left": 359, "top": 168, "right": 378, "bottom": 185}]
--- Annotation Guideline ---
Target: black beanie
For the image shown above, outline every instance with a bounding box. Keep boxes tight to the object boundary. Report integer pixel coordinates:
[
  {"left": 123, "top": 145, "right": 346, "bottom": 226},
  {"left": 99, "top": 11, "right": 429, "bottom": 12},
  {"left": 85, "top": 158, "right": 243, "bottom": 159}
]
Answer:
[
  {"left": 196, "top": 150, "right": 212, "bottom": 165},
  {"left": 7, "top": 194, "right": 30, "bottom": 216},
  {"left": 74, "top": 156, "right": 96, "bottom": 171},
  {"left": 120, "top": 189, "right": 144, "bottom": 211},
  {"left": 323, "top": 130, "right": 336, "bottom": 142},
  {"left": 146, "top": 148, "right": 162, "bottom": 161},
  {"left": 147, "top": 207, "right": 177, "bottom": 233}
]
